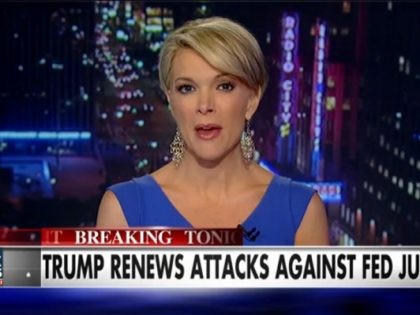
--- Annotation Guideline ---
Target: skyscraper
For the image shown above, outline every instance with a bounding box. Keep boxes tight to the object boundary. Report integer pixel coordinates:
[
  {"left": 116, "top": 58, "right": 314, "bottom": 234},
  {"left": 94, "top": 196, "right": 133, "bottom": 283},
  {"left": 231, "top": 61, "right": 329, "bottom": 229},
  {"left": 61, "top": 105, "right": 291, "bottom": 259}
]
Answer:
[{"left": 341, "top": 2, "right": 420, "bottom": 245}]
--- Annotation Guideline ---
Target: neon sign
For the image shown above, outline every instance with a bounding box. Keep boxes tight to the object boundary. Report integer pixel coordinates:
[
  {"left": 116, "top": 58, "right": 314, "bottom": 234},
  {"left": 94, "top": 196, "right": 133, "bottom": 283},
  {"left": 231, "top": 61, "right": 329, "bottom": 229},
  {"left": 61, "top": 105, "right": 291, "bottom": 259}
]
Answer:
[
  {"left": 279, "top": 13, "right": 299, "bottom": 138},
  {"left": 311, "top": 20, "right": 327, "bottom": 153},
  {"left": 302, "top": 182, "right": 342, "bottom": 202},
  {"left": 310, "top": 20, "right": 328, "bottom": 180}
]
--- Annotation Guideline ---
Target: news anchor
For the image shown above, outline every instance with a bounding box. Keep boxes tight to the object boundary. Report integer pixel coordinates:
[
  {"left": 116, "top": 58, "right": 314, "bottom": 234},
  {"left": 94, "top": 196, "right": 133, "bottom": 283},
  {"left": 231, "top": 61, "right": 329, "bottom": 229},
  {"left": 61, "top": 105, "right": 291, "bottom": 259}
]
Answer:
[{"left": 96, "top": 17, "right": 329, "bottom": 245}]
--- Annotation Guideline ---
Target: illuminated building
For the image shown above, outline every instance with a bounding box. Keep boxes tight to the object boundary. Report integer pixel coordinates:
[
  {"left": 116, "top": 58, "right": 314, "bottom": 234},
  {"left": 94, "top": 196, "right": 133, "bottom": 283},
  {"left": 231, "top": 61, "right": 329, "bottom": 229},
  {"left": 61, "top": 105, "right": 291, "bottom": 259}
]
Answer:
[
  {"left": 275, "top": 13, "right": 300, "bottom": 166},
  {"left": 0, "top": 3, "right": 105, "bottom": 200},
  {"left": 0, "top": 3, "right": 94, "bottom": 132},
  {"left": 286, "top": 2, "right": 367, "bottom": 245},
  {"left": 342, "top": 2, "right": 420, "bottom": 245},
  {"left": 309, "top": 19, "right": 328, "bottom": 181}
]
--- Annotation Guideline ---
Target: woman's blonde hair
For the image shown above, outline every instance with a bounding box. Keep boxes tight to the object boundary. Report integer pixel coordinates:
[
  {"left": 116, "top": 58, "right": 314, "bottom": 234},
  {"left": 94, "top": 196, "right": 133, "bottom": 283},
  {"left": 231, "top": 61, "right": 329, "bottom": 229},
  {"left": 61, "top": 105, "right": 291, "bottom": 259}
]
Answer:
[{"left": 158, "top": 17, "right": 268, "bottom": 95}]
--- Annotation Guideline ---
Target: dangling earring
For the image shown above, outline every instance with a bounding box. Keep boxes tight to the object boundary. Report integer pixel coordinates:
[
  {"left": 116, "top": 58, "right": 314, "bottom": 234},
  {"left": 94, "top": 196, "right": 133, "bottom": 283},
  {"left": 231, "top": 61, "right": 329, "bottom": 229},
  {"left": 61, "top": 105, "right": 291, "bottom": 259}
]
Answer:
[
  {"left": 170, "top": 128, "right": 185, "bottom": 168},
  {"left": 241, "top": 119, "right": 255, "bottom": 164}
]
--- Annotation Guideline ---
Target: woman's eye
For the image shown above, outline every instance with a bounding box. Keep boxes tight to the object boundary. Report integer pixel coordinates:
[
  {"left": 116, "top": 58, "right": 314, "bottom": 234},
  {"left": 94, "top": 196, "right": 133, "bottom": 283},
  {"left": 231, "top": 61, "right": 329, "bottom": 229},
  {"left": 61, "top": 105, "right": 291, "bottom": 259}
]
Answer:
[
  {"left": 176, "top": 84, "right": 194, "bottom": 94},
  {"left": 217, "top": 82, "right": 235, "bottom": 92}
]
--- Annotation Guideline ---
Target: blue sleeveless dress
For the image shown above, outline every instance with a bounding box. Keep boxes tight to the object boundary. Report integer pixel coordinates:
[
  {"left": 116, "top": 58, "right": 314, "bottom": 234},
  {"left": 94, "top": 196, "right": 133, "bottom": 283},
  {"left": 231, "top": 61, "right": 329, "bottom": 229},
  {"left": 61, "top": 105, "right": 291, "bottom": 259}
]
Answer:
[{"left": 108, "top": 174, "right": 314, "bottom": 245}]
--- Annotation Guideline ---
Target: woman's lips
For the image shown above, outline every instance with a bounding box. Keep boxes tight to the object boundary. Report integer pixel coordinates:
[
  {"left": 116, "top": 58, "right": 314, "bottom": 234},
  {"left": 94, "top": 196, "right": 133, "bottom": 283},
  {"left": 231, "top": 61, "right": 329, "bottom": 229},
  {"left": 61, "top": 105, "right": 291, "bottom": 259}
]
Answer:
[{"left": 195, "top": 124, "right": 222, "bottom": 140}]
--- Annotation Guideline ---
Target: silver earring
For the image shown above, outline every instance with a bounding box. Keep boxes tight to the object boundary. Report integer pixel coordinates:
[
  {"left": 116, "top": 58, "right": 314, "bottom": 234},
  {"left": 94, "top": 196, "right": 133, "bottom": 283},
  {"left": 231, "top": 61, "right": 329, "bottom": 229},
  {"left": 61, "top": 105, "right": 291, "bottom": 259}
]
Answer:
[
  {"left": 241, "top": 120, "right": 255, "bottom": 164},
  {"left": 170, "top": 128, "right": 185, "bottom": 168}
]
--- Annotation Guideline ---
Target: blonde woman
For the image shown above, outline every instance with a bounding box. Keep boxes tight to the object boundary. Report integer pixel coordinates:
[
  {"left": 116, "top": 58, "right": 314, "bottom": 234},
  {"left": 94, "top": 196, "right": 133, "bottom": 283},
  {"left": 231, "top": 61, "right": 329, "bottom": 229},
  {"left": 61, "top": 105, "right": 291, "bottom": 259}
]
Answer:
[{"left": 97, "top": 17, "right": 329, "bottom": 245}]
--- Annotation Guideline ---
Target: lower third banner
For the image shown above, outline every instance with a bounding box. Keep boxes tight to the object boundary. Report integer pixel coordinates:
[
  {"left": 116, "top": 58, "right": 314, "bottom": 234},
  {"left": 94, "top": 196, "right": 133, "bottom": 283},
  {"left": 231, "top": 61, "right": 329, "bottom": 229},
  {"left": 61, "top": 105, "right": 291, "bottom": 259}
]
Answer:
[{"left": 36, "top": 247, "right": 420, "bottom": 288}]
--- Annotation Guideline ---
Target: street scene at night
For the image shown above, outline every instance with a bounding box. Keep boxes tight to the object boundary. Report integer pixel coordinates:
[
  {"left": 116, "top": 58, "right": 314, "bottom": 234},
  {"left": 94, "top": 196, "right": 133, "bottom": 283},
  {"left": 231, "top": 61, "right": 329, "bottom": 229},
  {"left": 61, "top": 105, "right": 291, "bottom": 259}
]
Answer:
[{"left": 0, "top": 1, "right": 419, "bottom": 246}]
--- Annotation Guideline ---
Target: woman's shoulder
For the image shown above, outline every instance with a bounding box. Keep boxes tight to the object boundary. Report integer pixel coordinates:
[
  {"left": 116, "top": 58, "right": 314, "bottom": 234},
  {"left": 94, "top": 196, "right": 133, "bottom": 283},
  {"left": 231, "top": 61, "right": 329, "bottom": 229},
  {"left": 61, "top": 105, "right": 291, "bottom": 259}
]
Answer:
[
  {"left": 269, "top": 174, "right": 316, "bottom": 226},
  {"left": 108, "top": 175, "right": 152, "bottom": 191},
  {"left": 269, "top": 174, "right": 315, "bottom": 197},
  {"left": 106, "top": 175, "right": 159, "bottom": 207},
  {"left": 104, "top": 174, "right": 163, "bottom": 227},
  {"left": 98, "top": 176, "right": 153, "bottom": 228},
  {"left": 148, "top": 163, "right": 175, "bottom": 187}
]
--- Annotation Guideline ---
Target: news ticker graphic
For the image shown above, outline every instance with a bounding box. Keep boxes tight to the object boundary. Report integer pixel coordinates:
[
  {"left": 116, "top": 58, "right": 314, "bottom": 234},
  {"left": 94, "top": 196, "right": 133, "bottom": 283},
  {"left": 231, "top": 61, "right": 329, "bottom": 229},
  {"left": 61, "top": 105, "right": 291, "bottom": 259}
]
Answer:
[
  {"left": 0, "top": 247, "right": 420, "bottom": 288},
  {"left": 0, "top": 228, "right": 243, "bottom": 246},
  {"left": 41, "top": 228, "right": 243, "bottom": 246}
]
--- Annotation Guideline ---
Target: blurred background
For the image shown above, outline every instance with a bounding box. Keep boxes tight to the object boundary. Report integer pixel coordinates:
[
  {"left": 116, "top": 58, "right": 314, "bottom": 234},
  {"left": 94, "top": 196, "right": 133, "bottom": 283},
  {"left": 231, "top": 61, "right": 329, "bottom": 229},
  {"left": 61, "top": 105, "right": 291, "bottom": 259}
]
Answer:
[{"left": 0, "top": 1, "right": 419, "bottom": 246}]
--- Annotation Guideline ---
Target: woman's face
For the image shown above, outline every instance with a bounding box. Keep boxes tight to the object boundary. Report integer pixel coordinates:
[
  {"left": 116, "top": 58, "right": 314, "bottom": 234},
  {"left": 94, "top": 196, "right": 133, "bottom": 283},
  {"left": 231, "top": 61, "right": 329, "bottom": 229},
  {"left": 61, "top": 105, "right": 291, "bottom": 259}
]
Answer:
[{"left": 166, "top": 48, "right": 259, "bottom": 164}]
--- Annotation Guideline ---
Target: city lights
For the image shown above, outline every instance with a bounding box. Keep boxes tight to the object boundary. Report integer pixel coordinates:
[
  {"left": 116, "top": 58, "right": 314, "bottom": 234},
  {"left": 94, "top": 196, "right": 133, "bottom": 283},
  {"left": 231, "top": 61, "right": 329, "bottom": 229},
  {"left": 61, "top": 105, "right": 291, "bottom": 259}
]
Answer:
[
  {"left": 1, "top": 2, "right": 419, "bottom": 246},
  {"left": 310, "top": 19, "right": 328, "bottom": 181},
  {"left": 0, "top": 131, "right": 92, "bottom": 140}
]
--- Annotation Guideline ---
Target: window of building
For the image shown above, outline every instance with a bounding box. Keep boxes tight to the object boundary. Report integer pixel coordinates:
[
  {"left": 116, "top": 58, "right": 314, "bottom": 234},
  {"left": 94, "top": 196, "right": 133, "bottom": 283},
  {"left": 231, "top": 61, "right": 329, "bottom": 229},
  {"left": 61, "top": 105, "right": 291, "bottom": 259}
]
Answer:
[
  {"left": 415, "top": 189, "right": 420, "bottom": 200},
  {"left": 343, "top": 233, "right": 348, "bottom": 246},
  {"left": 346, "top": 207, "right": 351, "bottom": 224},
  {"left": 341, "top": 27, "right": 349, "bottom": 36},
  {"left": 370, "top": 219, "right": 375, "bottom": 230},
  {"left": 395, "top": 122, "right": 400, "bottom": 130},
  {"left": 352, "top": 186, "right": 357, "bottom": 199},
  {"left": 310, "top": 26, "right": 315, "bottom": 36},
  {"left": 390, "top": 201, "right": 396, "bottom": 211},
  {"left": 400, "top": 151, "right": 405, "bottom": 160},
  {"left": 386, "top": 142, "right": 390, "bottom": 150},
  {"left": 342, "top": 1, "right": 351, "bottom": 14},
  {"left": 379, "top": 134, "right": 385, "bottom": 147},
  {"left": 394, "top": 147, "right": 399, "bottom": 156},
  {"left": 405, "top": 60, "right": 411, "bottom": 75},
  {"left": 408, "top": 182, "right": 414, "bottom": 195},
  {"left": 369, "top": 185, "right": 374, "bottom": 194},
  {"left": 382, "top": 231, "right": 388, "bottom": 244},
  {"left": 384, "top": 169, "right": 389, "bottom": 178},
  {"left": 378, "top": 164, "right": 383, "bottom": 174},
  {"left": 377, "top": 191, "right": 382, "bottom": 200},
  {"left": 399, "top": 56, "right": 405, "bottom": 72},
  {"left": 341, "top": 204, "right": 346, "bottom": 219},
  {"left": 266, "top": 32, "right": 271, "bottom": 44},
  {"left": 392, "top": 176, "right": 397, "bottom": 184},
  {"left": 363, "top": 181, "right": 368, "bottom": 189},
  {"left": 398, "top": 179, "right": 404, "bottom": 189},
  {"left": 388, "top": 1, "right": 393, "bottom": 11},
  {"left": 409, "top": 157, "right": 414, "bottom": 166},
  {"left": 417, "top": 161, "right": 420, "bottom": 170}
]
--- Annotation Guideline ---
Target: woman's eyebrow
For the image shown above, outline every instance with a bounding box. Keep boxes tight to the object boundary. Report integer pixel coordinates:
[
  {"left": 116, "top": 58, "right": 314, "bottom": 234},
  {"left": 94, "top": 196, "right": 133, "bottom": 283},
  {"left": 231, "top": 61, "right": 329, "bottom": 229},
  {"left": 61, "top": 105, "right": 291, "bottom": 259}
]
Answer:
[
  {"left": 174, "top": 73, "right": 234, "bottom": 83},
  {"left": 174, "top": 77, "right": 195, "bottom": 83}
]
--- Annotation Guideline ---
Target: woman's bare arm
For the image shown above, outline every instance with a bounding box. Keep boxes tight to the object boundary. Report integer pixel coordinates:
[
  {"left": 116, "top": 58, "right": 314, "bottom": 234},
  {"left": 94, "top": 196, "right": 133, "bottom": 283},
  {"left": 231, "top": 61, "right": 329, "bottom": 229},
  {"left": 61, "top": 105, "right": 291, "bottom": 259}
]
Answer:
[
  {"left": 295, "top": 193, "right": 329, "bottom": 245},
  {"left": 96, "top": 190, "right": 129, "bottom": 228}
]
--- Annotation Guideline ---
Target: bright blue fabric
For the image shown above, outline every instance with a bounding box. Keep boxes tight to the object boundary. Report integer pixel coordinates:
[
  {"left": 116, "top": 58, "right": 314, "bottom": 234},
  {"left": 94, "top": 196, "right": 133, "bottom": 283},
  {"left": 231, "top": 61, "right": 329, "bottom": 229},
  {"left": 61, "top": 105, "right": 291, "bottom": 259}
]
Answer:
[{"left": 108, "top": 174, "right": 315, "bottom": 245}]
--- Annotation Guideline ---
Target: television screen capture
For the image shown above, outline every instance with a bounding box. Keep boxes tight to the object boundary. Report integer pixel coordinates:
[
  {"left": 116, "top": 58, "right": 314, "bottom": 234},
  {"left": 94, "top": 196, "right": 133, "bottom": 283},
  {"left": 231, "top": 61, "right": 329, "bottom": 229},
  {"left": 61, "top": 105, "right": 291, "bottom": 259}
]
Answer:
[{"left": 0, "top": 1, "right": 419, "bottom": 314}]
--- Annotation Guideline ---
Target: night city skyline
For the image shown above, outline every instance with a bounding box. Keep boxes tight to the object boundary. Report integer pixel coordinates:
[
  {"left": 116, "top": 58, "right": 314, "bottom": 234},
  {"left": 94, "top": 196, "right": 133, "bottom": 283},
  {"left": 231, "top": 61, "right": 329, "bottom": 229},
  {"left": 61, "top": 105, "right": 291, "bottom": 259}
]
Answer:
[{"left": 0, "top": 1, "right": 419, "bottom": 246}]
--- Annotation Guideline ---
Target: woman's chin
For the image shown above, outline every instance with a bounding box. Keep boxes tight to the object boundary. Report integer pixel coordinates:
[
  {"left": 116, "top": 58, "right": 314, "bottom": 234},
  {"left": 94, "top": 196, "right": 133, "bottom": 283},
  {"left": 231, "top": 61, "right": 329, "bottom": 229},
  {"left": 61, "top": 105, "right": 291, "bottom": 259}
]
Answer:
[
  {"left": 185, "top": 150, "right": 241, "bottom": 168},
  {"left": 192, "top": 155, "right": 225, "bottom": 167}
]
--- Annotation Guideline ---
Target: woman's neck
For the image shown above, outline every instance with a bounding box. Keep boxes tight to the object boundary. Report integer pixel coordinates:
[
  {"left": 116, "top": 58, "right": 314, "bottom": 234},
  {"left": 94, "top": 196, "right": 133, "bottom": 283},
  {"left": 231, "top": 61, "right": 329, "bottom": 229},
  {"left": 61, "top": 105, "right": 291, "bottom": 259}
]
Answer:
[{"left": 172, "top": 147, "right": 256, "bottom": 196}]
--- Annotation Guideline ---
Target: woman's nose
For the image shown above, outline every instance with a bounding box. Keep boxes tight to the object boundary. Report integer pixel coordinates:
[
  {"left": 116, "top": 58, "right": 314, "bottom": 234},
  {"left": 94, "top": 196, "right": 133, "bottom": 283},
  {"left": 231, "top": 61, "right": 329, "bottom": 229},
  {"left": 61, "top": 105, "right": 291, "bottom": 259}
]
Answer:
[{"left": 197, "top": 90, "right": 215, "bottom": 114}]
